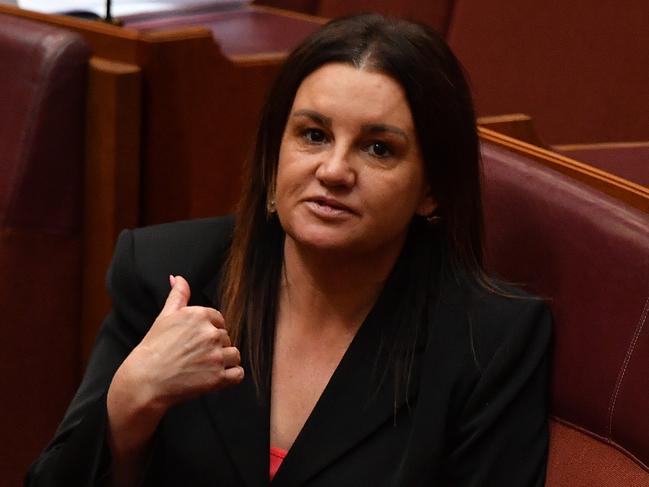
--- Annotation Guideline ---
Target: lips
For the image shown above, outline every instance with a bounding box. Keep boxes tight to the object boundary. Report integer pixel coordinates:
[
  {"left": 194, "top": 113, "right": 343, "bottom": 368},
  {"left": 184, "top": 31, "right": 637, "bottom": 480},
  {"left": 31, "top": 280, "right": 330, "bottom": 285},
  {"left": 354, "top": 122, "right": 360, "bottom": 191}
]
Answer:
[{"left": 304, "top": 196, "right": 357, "bottom": 216}]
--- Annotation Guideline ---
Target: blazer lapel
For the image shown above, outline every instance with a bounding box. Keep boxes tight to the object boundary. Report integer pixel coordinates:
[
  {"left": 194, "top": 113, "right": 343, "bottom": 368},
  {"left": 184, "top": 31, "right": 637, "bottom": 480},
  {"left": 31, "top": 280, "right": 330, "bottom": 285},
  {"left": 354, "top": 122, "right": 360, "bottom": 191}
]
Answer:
[
  {"left": 199, "top": 276, "right": 271, "bottom": 487},
  {"left": 201, "top": 369, "right": 270, "bottom": 487},
  {"left": 196, "top": 230, "right": 434, "bottom": 486},
  {"left": 272, "top": 263, "right": 425, "bottom": 486}
]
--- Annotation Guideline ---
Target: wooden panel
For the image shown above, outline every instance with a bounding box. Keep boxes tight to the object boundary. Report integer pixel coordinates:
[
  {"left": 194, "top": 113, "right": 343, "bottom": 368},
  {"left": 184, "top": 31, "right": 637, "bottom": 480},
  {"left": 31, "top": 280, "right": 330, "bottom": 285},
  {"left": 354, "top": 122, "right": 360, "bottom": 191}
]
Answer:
[
  {"left": 316, "top": 0, "right": 454, "bottom": 35},
  {"left": 256, "top": 0, "right": 320, "bottom": 15},
  {"left": 1, "top": 4, "right": 314, "bottom": 224},
  {"left": 131, "top": 28, "right": 283, "bottom": 223},
  {"left": 124, "top": 5, "right": 325, "bottom": 57},
  {"left": 478, "top": 113, "right": 545, "bottom": 147},
  {"left": 83, "top": 57, "right": 141, "bottom": 364},
  {"left": 449, "top": 0, "right": 649, "bottom": 144},
  {"left": 0, "top": 4, "right": 141, "bottom": 63},
  {"left": 2, "top": 3, "right": 324, "bottom": 354}
]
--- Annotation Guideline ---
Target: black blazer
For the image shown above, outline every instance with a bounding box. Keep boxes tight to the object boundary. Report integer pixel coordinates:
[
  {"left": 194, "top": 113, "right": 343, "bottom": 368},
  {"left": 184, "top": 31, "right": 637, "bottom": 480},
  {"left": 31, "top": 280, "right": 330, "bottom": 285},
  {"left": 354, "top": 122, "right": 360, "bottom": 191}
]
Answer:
[{"left": 27, "top": 216, "right": 551, "bottom": 487}]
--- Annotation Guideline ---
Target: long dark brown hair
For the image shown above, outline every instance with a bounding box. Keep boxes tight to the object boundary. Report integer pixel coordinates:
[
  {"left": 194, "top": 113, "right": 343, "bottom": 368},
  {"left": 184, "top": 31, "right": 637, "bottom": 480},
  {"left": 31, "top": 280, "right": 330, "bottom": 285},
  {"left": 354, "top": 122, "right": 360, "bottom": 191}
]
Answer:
[{"left": 220, "top": 13, "right": 483, "bottom": 396}]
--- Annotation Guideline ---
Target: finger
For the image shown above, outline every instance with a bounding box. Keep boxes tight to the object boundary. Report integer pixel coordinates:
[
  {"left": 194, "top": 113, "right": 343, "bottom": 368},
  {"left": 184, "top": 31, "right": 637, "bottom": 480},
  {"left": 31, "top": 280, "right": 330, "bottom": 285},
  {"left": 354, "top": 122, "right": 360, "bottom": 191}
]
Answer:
[
  {"left": 221, "top": 365, "right": 245, "bottom": 384},
  {"left": 160, "top": 275, "right": 191, "bottom": 317},
  {"left": 221, "top": 347, "right": 241, "bottom": 368},
  {"left": 213, "top": 327, "right": 231, "bottom": 347},
  {"left": 209, "top": 309, "right": 226, "bottom": 329},
  {"left": 184, "top": 306, "right": 225, "bottom": 328}
]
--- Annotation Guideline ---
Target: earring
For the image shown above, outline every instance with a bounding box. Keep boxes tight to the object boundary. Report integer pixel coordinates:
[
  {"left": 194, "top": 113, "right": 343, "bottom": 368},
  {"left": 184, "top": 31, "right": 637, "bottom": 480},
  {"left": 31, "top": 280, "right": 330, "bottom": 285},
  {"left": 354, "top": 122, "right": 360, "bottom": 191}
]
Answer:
[{"left": 267, "top": 198, "right": 276, "bottom": 214}]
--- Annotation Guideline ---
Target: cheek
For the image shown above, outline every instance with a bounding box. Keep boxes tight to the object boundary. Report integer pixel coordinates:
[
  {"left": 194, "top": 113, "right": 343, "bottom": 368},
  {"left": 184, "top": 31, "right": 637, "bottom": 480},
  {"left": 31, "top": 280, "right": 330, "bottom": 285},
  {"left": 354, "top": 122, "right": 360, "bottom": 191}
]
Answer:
[
  {"left": 275, "top": 149, "right": 311, "bottom": 208},
  {"left": 275, "top": 160, "right": 296, "bottom": 200},
  {"left": 276, "top": 139, "right": 321, "bottom": 187},
  {"left": 275, "top": 142, "right": 296, "bottom": 194},
  {"left": 365, "top": 168, "right": 426, "bottom": 214}
]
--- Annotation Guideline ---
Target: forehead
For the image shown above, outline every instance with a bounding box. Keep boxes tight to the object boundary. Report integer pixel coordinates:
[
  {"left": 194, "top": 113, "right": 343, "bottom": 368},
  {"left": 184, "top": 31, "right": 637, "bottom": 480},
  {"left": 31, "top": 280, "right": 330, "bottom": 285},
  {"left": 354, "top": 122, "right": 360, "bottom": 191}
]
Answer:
[{"left": 290, "top": 63, "right": 414, "bottom": 129}]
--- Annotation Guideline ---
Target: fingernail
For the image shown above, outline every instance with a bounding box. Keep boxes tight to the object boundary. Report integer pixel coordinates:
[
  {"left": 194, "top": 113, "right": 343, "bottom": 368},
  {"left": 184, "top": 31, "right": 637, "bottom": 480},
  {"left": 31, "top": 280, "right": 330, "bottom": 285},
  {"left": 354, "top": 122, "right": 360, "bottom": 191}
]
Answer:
[{"left": 169, "top": 275, "right": 176, "bottom": 287}]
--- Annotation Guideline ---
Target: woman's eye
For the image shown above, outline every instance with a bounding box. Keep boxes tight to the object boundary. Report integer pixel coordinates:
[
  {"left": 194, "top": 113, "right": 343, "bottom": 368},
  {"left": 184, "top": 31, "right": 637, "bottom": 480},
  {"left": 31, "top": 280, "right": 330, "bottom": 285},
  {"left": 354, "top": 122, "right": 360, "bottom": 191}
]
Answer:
[
  {"left": 366, "top": 141, "right": 392, "bottom": 158},
  {"left": 302, "top": 128, "right": 327, "bottom": 144}
]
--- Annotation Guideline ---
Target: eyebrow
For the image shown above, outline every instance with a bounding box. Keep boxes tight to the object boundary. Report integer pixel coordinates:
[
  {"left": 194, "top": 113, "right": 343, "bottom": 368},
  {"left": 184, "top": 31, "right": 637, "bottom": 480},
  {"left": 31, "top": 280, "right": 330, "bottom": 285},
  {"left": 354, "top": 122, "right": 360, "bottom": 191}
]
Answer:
[
  {"left": 361, "top": 124, "right": 409, "bottom": 143},
  {"left": 291, "top": 109, "right": 410, "bottom": 143},
  {"left": 291, "top": 109, "right": 332, "bottom": 128}
]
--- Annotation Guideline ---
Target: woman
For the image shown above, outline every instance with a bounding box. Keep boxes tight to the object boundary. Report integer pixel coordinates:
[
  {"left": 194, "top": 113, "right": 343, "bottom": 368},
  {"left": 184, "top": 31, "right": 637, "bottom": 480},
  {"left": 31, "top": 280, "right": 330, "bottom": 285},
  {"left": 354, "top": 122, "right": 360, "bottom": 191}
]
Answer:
[{"left": 27, "top": 14, "right": 551, "bottom": 487}]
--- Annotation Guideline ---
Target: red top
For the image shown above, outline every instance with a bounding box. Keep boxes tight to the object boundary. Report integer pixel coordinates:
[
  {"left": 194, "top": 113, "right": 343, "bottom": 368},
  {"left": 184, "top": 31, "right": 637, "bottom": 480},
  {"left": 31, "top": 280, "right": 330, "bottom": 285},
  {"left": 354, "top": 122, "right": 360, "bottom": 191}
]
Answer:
[{"left": 269, "top": 446, "right": 288, "bottom": 481}]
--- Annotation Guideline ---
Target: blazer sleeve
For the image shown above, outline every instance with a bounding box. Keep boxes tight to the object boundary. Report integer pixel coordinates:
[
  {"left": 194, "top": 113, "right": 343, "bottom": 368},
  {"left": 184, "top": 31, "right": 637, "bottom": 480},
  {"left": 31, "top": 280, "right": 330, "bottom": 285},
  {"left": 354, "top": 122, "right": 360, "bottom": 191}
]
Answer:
[
  {"left": 26, "top": 229, "right": 160, "bottom": 487},
  {"left": 441, "top": 298, "right": 553, "bottom": 487}
]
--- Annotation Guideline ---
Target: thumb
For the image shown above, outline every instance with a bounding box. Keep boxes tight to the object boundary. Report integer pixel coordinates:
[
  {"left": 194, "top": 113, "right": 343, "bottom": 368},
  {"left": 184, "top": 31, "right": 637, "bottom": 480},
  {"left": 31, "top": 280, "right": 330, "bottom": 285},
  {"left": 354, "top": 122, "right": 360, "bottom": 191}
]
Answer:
[{"left": 160, "top": 274, "right": 191, "bottom": 317}]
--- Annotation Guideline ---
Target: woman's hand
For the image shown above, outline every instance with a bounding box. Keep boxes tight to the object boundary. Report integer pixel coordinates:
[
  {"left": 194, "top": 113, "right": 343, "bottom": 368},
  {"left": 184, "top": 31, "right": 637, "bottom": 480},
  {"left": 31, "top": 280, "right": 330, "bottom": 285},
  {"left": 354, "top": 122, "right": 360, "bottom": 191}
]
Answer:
[
  {"left": 106, "top": 275, "right": 244, "bottom": 486},
  {"left": 116, "top": 274, "right": 243, "bottom": 411}
]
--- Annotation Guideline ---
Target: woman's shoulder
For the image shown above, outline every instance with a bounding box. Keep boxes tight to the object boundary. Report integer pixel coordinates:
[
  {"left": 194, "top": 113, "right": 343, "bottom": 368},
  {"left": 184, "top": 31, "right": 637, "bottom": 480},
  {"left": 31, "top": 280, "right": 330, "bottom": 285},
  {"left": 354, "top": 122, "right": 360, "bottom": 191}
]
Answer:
[
  {"left": 108, "top": 215, "right": 235, "bottom": 308},
  {"left": 436, "top": 273, "right": 553, "bottom": 372},
  {"left": 126, "top": 214, "right": 234, "bottom": 266},
  {"left": 129, "top": 215, "right": 235, "bottom": 253}
]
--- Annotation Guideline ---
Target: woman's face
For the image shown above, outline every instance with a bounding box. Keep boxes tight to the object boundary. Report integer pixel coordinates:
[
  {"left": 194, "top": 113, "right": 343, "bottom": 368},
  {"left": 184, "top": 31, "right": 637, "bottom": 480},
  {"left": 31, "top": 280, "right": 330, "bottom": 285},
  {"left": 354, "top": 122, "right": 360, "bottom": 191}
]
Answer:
[{"left": 275, "top": 62, "right": 435, "bottom": 256}]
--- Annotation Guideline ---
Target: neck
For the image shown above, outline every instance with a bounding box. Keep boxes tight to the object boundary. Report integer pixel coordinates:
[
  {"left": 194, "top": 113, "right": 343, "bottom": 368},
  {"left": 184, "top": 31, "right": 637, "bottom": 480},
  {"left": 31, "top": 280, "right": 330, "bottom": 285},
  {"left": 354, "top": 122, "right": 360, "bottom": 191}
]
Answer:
[{"left": 278, "top": 237, "right": 404, "bottom": 334}]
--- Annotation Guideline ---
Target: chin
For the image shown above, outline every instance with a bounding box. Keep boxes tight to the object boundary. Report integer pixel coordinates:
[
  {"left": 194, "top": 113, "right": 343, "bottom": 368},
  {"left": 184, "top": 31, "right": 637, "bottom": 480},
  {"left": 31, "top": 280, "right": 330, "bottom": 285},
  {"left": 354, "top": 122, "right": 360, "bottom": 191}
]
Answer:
[
  {"left": 285, "top": 224, "right": 359, "bottom": 253},
  {"left": 295, "top": 232, "right": 351, "bottom": 252}
]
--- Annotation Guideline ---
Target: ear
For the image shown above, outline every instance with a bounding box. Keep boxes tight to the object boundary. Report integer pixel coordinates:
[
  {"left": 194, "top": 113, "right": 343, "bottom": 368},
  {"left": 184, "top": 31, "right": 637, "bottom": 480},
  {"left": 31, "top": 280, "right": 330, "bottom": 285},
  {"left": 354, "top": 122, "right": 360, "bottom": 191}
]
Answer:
[{"left": 415, "top": 189, "right": 437, "bottom": 217}]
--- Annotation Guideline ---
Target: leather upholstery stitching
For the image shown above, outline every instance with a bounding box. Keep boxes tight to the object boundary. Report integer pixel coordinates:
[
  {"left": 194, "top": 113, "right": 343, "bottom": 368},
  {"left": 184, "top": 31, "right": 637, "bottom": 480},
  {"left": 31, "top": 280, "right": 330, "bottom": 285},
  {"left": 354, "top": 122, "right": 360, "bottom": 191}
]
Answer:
[{"left": 607, "top": 292, "right": 649, "bottom": 437}]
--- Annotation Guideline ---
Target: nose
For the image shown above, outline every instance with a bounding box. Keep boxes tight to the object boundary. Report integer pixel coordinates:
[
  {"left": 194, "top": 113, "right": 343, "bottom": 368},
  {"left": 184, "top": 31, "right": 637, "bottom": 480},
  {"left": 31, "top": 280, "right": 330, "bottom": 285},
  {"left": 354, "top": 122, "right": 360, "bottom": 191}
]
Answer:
[{"left": 314, "top": 144, "right": 356, "bottom": 188}]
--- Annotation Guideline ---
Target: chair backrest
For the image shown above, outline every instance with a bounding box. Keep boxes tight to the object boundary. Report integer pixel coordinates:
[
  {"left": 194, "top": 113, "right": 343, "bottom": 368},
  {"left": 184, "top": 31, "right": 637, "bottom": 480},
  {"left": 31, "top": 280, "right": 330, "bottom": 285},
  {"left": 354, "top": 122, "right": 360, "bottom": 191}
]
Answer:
[
  {"left": 0, "top": 13, "right": 90, "bottom": 486},
  {"left": 0, "top": 13, "right": 89, "bottom": 231},
  {"left": 448, "top": 0, "right": 649, "bottom": 144},
  {"left": 481, "top": 141, "right": 649, "bottom": 484}
]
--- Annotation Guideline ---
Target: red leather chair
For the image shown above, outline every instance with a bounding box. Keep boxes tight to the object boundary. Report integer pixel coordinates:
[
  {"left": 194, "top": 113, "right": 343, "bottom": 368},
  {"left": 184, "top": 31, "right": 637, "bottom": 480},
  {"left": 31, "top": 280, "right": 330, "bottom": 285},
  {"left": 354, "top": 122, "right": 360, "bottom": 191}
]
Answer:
[
  {"left": 0, "top": 13, "right": 90, "bottom": 485},
  {"left": 482, "top": 141, "right": 649, "bottom": 485}
]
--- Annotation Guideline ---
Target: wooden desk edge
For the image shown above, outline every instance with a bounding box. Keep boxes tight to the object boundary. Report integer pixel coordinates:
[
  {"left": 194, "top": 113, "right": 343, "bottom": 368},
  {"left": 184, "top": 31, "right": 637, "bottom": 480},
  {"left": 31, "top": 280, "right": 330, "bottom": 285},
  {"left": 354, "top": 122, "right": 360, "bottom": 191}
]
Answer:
[
  {"left": 479, "top": 127, "right": 649, "bottom": 213},
  {"left": 0, "top": 3, "right": 140, "bottom": 38}
]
